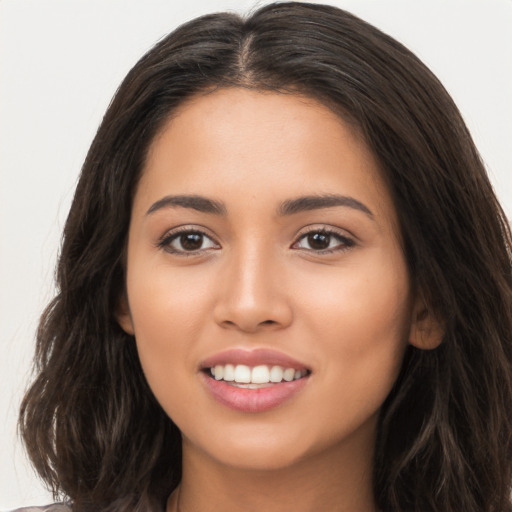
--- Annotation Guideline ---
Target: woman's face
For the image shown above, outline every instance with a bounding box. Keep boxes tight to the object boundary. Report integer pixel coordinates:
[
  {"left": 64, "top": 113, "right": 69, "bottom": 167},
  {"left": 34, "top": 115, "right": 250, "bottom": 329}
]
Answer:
[{"left": 118, "top": 88, "right": 422, "bottom": 472}]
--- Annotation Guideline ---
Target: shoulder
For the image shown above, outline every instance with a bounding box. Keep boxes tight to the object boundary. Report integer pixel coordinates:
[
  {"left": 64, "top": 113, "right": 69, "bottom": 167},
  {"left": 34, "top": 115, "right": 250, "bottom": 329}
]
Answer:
[{"left": 7, "top": 505, "right": 71, "bottom": 512}]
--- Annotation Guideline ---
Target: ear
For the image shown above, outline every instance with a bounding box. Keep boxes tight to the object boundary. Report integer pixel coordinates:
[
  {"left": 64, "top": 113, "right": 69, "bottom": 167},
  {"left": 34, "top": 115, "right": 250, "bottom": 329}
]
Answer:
[
  {"left": 116, "top": 292, "right": 135, "bottom": 335},
  {"left": 408, "top": 298, "right": 444, "bottom": 350}
]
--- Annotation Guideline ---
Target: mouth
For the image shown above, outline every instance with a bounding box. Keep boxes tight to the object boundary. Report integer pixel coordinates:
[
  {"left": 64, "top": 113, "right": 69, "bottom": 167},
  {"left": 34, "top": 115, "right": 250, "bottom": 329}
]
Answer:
[
  {"left": 204, "top": 364, "right": 310, "bottom": 388},
  {"left": 199, "top": 349, "right": 312, "bottom": 413}
]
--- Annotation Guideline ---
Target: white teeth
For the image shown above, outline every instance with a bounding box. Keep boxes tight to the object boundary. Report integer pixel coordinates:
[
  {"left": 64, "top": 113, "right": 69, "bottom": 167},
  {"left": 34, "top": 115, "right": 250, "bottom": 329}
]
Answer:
[
  {"left": 269, "top": 365, "right": 283, "bottom": 383},
  {"left": 251, "top": 365, "right": 270, "bottom": 384},
  {"left": 223, "top": 364, "right": 235, "bottom": 381},
  {"left": 214, "top": 365, "right": 224, "bottom": 381},
  {"left": 234, "top": 364, "right": 251, "bottom": 383},
  {"left": 209, "top": 364, "right": 308, "bottom": 384},
  {"left": 283, "top": 368, "right": 295, "bottom": 382}
]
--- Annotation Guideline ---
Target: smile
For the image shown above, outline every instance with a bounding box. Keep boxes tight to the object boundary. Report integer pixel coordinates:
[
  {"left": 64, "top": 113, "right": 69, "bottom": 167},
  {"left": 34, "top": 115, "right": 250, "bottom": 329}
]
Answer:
[
  {"left": 200, "top": 349, "right": 312, "bottom": 413},
  {"left": 209, "top": 364, "right": 309, "bottom": 387}
]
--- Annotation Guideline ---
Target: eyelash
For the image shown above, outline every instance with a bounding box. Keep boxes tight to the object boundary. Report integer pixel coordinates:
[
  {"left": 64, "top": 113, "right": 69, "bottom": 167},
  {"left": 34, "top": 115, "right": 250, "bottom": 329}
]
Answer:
[
  {"left": 156, "top": 226, "right": 355, "bottom": 256},
  {"left": 292, "top": 228, "right": 355, "bottom": 254},
  {"left": 156, "top": 226, "right": 219, "bottom": 256}
]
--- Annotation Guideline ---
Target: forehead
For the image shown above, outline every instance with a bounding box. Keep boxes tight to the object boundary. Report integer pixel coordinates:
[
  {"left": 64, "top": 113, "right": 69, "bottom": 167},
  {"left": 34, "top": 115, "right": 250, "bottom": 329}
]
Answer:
[{"left": 137, "top": 88, "right": 397, "bottom": 228}]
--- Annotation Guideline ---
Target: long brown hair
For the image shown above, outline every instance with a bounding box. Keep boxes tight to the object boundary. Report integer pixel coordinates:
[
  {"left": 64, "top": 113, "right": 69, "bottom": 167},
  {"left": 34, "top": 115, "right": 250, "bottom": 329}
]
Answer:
[{"left": 19, "top": 3, "right": 512, "bottom": 511}]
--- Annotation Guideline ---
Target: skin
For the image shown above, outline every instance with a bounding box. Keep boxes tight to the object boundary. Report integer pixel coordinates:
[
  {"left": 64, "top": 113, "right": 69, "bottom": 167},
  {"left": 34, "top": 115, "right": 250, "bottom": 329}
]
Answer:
[{"left": 117, "top": 88, "right": 441, "bottom": 512}]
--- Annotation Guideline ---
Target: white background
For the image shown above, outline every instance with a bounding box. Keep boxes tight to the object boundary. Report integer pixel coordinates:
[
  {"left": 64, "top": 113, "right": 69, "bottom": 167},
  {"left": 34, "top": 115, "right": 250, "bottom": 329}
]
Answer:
[{"left": 1, "top": 0, "right": 511, "bottom": 508}]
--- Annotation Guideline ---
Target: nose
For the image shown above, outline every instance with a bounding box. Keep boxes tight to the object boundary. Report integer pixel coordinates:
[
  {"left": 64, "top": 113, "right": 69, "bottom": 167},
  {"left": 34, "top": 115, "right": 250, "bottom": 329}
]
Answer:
[{"left": 213, "top": 245, "right": 293, "bottom": 333}]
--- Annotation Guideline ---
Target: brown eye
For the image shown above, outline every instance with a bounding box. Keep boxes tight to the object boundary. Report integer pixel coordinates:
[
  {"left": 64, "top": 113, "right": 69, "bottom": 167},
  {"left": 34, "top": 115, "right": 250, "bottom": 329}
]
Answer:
[
  {"left": 307, "top": 232, "right": 331, "bottom": 250},
  {"left": 159, "top": 229, "right": 219, "bottom": 254},
  {"left": 294, "top": 229, "right": 354, "bottom": 253},
  {"left": 179, "top": 233, "right": 204, "bottom": 251}
]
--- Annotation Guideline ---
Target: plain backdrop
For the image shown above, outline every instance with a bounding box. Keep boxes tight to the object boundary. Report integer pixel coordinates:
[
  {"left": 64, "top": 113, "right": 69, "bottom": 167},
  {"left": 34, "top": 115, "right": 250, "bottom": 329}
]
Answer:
[{"left": 1, "top": 0, "right": 511, "bottom": 508}]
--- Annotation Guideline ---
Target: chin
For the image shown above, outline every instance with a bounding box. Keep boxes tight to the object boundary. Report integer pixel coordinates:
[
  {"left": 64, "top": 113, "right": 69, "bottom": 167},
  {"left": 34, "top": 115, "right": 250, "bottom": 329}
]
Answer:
[
  {"left": 208, "top": 443, "right": 312, "bottom": 472},
  {"left": 184, "top": 420, "right": 347, "bottom": 473}
]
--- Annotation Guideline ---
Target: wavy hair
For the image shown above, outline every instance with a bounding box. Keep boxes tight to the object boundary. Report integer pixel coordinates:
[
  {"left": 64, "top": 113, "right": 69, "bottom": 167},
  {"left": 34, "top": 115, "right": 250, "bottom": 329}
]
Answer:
[{"left": 19, "top": 3, "right": 512, "bottom": 511}]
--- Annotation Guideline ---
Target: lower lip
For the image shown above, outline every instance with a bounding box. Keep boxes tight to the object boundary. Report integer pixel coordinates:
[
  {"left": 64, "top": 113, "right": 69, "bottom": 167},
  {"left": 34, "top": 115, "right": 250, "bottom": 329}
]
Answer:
[{"left": 201, "top": 373, "right": 309, "bottom": 413}]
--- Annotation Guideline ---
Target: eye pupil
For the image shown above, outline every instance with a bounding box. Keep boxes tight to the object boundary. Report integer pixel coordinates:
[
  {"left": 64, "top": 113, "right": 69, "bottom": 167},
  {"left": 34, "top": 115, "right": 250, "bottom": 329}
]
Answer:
[
  {"left": 308, "top": 232, "right": 330, "bottom": 250},
  {"left": 180, "top": 233, "right": 203, "bottom": 251}
]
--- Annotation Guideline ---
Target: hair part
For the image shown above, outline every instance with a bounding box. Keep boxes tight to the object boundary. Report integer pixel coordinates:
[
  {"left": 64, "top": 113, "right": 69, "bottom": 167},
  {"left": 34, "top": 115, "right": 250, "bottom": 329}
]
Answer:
[{"left": 20, "top": 3, "right": 512, "bottom": 511}]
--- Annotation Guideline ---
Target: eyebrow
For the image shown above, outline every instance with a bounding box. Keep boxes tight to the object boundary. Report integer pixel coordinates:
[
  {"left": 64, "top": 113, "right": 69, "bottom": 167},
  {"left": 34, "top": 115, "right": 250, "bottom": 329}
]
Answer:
[
  {"left": 146, "top": 193, "right": 373, "bottom": 218},
  {"left": 278, "top": 194, "right": 374, "bottom": 218},
  {"left": 146, "top": 195, "right": 227, "bottom": 215}
]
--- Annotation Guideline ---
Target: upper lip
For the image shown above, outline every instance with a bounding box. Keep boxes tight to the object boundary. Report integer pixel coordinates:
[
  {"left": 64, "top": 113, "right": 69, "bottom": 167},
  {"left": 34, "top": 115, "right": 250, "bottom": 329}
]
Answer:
[{"left": 200, "top": 348, "right": 310, "bottom": 371}]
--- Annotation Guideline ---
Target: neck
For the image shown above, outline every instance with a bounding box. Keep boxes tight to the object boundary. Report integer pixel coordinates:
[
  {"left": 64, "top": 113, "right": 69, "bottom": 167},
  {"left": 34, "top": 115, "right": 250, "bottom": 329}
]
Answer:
[{"left": 168, "top": 426, "right": 378, "bottom": 512}]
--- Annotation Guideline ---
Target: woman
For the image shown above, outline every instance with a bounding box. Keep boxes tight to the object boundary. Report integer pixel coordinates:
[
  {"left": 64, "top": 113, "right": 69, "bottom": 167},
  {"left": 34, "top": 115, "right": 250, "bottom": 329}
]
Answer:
[{"left": 16, "top": 2, "right": 512, "bottom": 511}]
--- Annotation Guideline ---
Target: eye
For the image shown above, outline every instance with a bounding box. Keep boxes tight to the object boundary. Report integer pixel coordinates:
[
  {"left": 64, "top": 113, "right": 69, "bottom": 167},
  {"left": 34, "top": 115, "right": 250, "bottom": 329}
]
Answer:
[
  {"left": 158, "top": 229, "right": 220, "bottom": 255},
  {"left": 293, "top": 229, "right": 354, "bottom": 253}
]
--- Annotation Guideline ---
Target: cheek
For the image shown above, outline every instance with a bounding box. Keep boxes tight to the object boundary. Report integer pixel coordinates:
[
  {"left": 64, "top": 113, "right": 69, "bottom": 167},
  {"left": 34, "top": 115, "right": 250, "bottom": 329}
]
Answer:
[
  {"left": 128, "top": 260, "right": 217, "bottom": 335},
  {"left": 125, "top": 261, "right": 217, "bottom": 404},
  {"left": 295, "top": 249, "right": 411, "bottom": 415},
  {"left": 299, "top": 242, "right": 411, "bottom": 338}
]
